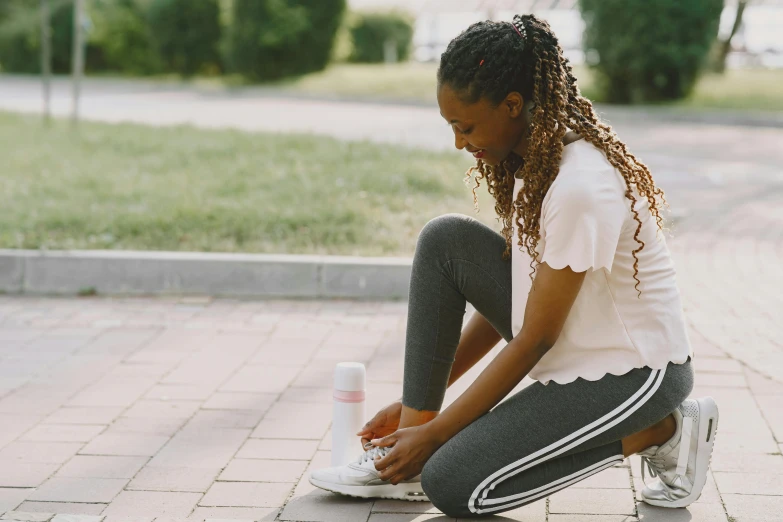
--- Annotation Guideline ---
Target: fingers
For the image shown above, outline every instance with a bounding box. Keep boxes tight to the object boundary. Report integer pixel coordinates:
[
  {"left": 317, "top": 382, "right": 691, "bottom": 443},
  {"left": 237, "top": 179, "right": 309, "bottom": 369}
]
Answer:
[{"left": 374, "top": 448, "right": 396, "bottom": 470}]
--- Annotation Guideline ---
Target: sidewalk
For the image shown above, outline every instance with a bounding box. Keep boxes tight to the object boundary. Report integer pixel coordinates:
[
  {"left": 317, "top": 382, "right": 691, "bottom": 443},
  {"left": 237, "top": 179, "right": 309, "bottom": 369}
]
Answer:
[{"left": 0, "top": 289, "right": 780, "bottom": 521}]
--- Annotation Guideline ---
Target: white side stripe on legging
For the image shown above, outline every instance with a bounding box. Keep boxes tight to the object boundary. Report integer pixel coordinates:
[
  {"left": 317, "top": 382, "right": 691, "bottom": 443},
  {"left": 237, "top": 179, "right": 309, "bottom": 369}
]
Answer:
[
  {"left": 478, "top": 454, "right": 624, "bottom": 513},
  {"left": 468, "top": 367, "right": 666, "bottom": 514}
]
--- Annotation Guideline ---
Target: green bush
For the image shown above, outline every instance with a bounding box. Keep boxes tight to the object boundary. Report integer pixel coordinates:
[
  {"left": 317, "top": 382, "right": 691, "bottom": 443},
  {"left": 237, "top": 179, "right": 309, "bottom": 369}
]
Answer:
[
  {"left": 349, "top": 11, "right": 413, "bottom": 63},
  {"left": 228, "top": 0, "right": 346, "bottom": 81},
  {"left": 88, "top": 0, "right": 161, "bottom": 75},
  {"left": 147, "top": 0, "right": 221, "bottom": 76},
  {"left": 0, "top": 0, "right": 74, "bottom": 74},
  {"left": 579, "top": 0, "right": 723, "bottom": 103}
]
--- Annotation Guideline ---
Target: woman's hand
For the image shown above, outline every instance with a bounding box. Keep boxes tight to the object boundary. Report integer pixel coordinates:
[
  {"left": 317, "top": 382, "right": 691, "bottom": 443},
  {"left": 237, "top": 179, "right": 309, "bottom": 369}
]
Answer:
[
  {"left": 356, "top": 400, "right": 402, "bottom": 450},
  {"left": 369, "top": 425, "right": 442, "bottom": 485}
]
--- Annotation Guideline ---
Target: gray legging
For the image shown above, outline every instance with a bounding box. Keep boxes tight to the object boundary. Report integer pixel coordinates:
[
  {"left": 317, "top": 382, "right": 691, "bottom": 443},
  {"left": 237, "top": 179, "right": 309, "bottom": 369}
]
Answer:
[{"left": 403, "top": 213, "right": 694, "bottom": 518}]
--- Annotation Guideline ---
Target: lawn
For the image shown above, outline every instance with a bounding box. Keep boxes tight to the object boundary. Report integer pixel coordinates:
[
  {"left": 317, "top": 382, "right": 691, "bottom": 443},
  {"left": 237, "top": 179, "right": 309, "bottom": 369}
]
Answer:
[
  {"left": 0, "top": 111, "right": 502, "bottom": 256},
  {"left": 260, "top": 62, "right": 783, "bottom": 113}
]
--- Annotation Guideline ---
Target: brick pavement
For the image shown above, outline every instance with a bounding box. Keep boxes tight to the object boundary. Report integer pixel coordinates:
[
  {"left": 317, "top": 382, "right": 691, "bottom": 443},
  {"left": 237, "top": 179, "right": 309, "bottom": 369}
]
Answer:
[{"left": 1, "top": 200, "right": 782, "bottom": 522}]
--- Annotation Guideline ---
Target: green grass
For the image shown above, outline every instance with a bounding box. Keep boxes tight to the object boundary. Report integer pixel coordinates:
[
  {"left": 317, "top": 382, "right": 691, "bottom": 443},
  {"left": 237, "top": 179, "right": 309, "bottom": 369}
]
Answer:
[
  {"left": 0, "top": 111, "right": 501, "bottom": 256},
  {"left": 254, "top": 62, "right": 783, "bottom": 112}
]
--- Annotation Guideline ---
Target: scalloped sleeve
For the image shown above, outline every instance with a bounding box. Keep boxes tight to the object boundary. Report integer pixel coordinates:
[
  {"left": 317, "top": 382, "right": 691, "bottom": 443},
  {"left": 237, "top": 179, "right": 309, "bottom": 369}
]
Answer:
[{"left": 539, "top": 168, "right": 628, "bottom": 273}]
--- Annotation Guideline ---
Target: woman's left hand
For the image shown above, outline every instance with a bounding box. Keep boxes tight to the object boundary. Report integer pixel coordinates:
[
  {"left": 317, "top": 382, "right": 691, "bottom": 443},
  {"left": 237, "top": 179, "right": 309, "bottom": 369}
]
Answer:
[{"left": 370, "top": 425, "right": 442, "bottom": 485}]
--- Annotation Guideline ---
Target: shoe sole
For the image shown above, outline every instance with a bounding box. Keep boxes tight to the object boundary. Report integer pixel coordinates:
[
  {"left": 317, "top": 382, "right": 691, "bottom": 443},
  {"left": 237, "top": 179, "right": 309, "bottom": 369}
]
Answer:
[
  {"left": 644, "top": 396, "right": 719, "bottom": 508},
  {"left": 309, "top": 476, "right": 430, "bottom": 502}
]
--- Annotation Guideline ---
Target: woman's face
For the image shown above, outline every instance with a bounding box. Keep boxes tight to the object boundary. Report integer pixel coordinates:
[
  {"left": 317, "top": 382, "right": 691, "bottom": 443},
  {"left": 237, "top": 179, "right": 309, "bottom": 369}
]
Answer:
[{"left": 437, "top": 83, "right": 528, "bottom": 167}]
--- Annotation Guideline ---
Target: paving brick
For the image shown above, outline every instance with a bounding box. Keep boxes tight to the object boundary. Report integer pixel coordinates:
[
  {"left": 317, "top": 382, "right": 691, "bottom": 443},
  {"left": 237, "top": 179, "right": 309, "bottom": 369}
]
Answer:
[
  {"left": 142, "top": 384, "right": 217, "bottom": 401},
  {"left": 27, "top": 477, "right": 127, "bottom": 503},
  {"left": 78, "top": 432, "right": 169, "bottom": 457},
  {"left": 54, "top": 456, "right": 147, "bottom": 479},
  {"left": 636, "top": 503, "right": 728, "bottom": 521},
  {"left": 185, "top": 507, "right": 279, "bottom": 521},
  {"left": 694, "top": 373, "right": 747, "bottom": 388},
  {"left": 371, "top": 499, "right": 442, "bottom": 514},
  {"left": 711, "top": 452, "right": 783, "bottom": 474},
  {"left": 50, "top": 515, "right": 104, "bottom": 522},
  {"left": 217, "top": 459, "right": 308, "bottom": 483},
  {"left": 544, "top": 513, "right": 639, "bottom": 522},
  {"left": 120, "top": 400, "right": 201, "bottom": 420},
  {"left": 146, "top": 428, "right": 249, "bottom": 469},
  {"left": 290, "top": 451, "right": 331, "bottom": 499},
  {"left": 713, "top": 472, "right": 782, "bottom": 495},
  {"left": 0, "top": 511, "right": 55, "bottom": 521},
  {"left": 0, "top": 488, "right": 33, "bottom": 513},
  {"left": 548, "top": 488, "right": 635, "bottom": 515},
  {"left": 13, "top": 504, "right": 105, "bottom": 517},
  {"left": 20, "top": 425, "right": 106, "bottom": 443},
  {"left": 219, "top": 366, "right": 300, "bottom": 394},
  {"left": 0, "top": 442, "right": 82, "bottom": 465},
  {"left": 745, "top": 368, "right": 783, "bottom": 396},
  {"left": 279, "top": 387, "right": 332, "bottom": 404},
  {"left": 249, "top": 401, "right": 332, "bottom": 440},
  {"left": 100, "top": 491, "right": 201, "bottom": 519},
  {"left": 235, "top": 439, "right": 319, "bottom": 461},
  {"left": 723, "top": 494, "right": 783, "bottom": 522},
  {"left": 199, "top": 482, "right": 293, "bottom": 508},
  {"left": 0, "top": 462, "right": 59, "bottom": 488},
  {"left": 278, "top": 489, "right": 373, "bottom": 522},
  {"left": 200, "top": 392, "right": 277, "bottom": 411},
  {"left": 101, "top": 517, "right": 153, "bottom": 522},
  {"left": 126, "top": 467, "right": 220, "bottom": 493},
  {"left": 713, "top": 430, "right": 779, "bottom": 454},
  {"left": 755, "top": 394, "right": 783, "bottom": 441},
  {"left": 42, "top": 408, "right": 123, "bottom": 426},
  {"left": 184, "top": 409, "right": 265, "bottom": 430},
  {"left": 106, "top": 417, "right": 184, "bottom": 436},
  {"left": 367, "top": 515, "right": 454, "bottom": 522}
]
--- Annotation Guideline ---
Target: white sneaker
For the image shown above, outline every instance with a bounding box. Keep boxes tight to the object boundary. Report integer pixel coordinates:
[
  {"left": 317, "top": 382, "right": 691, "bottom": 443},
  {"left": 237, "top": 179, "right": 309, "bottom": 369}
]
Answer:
[
  {"left": 309, "top": 444, "right": 429, "bottom": 501},
  {"left": 639, "top": 397, "right": 719, "bottom": 508}
]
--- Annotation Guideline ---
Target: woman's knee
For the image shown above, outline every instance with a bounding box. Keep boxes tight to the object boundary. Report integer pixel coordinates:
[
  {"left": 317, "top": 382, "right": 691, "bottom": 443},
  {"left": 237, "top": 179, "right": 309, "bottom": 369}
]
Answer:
[
  {"left": 416, "top": 213, "right": 478, "bottom": 258},
  {"left": 421, "top": 454, "right": 475, "bottom": 518}
]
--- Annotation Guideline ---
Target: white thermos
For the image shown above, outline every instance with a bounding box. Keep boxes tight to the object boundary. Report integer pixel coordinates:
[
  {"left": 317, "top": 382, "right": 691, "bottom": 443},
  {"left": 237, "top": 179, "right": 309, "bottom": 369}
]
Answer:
[{"left": 331, "top": 362, "right": 366, "bottom": 467}]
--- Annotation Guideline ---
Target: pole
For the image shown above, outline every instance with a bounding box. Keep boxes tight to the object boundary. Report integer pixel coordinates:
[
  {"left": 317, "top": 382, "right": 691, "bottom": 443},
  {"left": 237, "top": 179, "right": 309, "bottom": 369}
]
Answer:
[
  {"left": 41, "top": 0, "right": 52, "bottom": 123},
  {"left": 71, "top": 0, "right": 85, "bottom": 124}
]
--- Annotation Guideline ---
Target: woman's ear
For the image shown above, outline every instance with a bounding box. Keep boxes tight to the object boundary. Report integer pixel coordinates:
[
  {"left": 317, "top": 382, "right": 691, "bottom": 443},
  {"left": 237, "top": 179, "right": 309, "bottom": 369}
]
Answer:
[{"left": 504, "top": 92, "right": 525, "bottom": 118}]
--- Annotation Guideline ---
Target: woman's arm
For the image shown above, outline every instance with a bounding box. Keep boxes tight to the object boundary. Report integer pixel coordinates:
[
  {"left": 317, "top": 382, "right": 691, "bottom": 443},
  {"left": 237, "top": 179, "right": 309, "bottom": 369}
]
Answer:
[{"left": 422, "top": 262, "right": 586, "bottom": 446}]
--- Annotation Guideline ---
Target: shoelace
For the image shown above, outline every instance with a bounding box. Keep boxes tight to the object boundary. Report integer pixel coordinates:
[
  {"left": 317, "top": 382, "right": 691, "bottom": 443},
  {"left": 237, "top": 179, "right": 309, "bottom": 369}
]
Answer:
[
  {"left": 358, "top": 444, "right": 389, "bottom": 465},
  {"left": 640, "top": 416, "right": 693, "bottom": 489},
  {"left": 640, "top": 454, "right": 666, "bottom": 482}
]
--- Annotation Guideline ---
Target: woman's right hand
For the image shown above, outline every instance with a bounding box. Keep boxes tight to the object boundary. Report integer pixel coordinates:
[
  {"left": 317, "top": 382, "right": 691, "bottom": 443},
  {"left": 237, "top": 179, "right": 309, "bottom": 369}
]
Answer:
[{"left": 356, "top": 400, "right": 402, "bottom": 450}]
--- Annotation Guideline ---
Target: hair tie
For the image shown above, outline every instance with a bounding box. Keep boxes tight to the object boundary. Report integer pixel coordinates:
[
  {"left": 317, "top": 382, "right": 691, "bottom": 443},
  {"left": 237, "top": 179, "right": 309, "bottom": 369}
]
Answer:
[{"left": 511, "top": 15, "right": 527, "bottom": 45}]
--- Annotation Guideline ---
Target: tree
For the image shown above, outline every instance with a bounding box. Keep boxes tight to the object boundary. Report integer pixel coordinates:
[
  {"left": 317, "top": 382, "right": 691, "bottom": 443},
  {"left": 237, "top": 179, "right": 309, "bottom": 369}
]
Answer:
[
  {"left": 579, "top": 0, "right": 724, "bottom": 103},
  {"left": 228, "top": 0, "right": 346, "bottom": 81},
  {"left": 147, "top": 0, "right": 222, "bottom": 76},
  {"left": 711, "top": 0, "right": 748, "bottom": 73}
]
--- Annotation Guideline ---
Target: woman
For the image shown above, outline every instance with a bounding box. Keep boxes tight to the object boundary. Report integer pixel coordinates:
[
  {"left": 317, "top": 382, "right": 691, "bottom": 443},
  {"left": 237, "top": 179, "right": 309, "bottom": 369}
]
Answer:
[{"left": 310, "top": 14, "right": 718, "bottom": 518}]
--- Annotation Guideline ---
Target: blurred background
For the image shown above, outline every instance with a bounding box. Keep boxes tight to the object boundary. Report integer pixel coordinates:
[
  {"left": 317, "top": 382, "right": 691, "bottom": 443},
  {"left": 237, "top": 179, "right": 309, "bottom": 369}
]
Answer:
[{"left": 1, "top": 0, "right": 781, "bottom": 257}]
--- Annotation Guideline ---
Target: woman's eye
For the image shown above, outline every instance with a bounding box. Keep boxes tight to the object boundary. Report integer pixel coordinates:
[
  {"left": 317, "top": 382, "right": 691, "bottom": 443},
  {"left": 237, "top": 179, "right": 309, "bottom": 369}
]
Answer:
[{"left": 462, "top": 127, "right": 473, "bottom": 135}]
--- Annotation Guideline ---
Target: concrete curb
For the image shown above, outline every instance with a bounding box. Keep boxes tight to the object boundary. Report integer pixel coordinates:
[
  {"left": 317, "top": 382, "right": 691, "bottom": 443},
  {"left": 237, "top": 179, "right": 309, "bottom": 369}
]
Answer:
[{"left": 0, "top": 249, "right": 412, "bottom": 300}]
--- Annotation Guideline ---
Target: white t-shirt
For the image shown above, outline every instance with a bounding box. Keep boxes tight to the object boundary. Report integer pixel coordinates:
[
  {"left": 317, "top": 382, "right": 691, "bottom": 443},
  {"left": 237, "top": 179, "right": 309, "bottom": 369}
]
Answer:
[{"left": 511, "top": 138, "right": 692, "bottom": 385}]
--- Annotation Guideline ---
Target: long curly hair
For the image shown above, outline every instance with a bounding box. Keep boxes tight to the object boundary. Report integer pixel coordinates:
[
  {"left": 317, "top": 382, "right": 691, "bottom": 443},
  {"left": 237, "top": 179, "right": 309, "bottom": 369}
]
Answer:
[{"left": 437, "top": 14, "right": 667, "bottom": 294}]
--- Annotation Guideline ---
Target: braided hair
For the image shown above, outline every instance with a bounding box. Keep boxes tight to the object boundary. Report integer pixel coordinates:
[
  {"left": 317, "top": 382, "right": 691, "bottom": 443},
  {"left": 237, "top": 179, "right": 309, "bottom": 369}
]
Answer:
[{"left": 437, "top": 14, "right": 667, "bottom": 295}]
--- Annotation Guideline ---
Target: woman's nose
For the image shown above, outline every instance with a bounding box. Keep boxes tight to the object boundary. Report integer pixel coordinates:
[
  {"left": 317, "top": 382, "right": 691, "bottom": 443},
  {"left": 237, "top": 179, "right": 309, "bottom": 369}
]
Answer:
[{"left": 454, "top": 132, "right": 468, "bottom": 151}]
